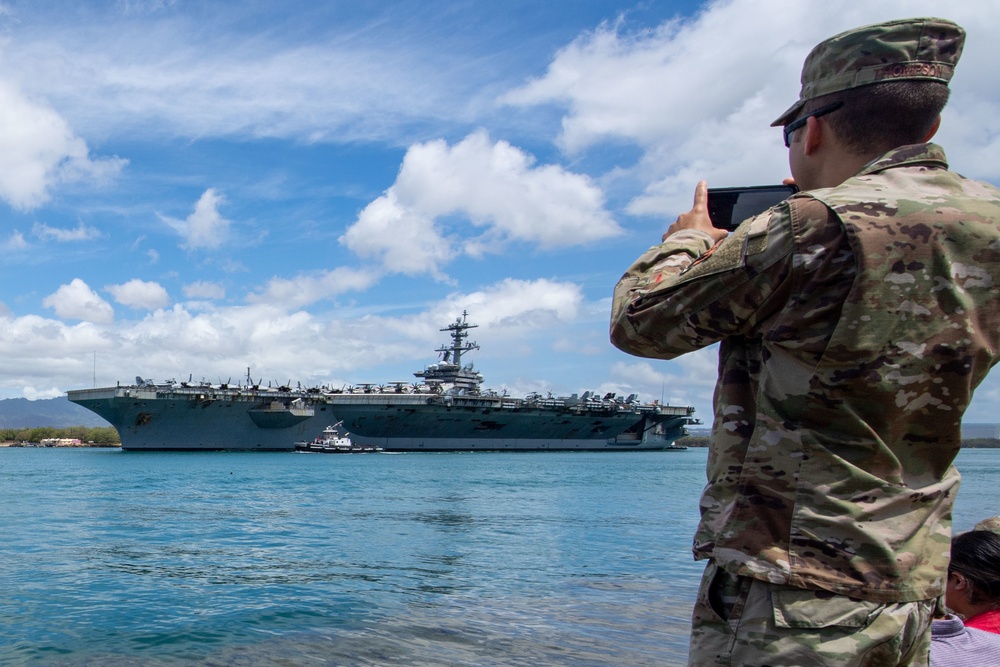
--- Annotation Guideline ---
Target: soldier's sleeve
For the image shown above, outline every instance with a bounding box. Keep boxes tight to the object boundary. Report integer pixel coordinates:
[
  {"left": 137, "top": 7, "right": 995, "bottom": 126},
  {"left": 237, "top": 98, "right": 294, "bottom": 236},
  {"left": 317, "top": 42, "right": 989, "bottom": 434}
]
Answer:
[{"left": 610, "top": 204, "right": 796, "bottom": 359}]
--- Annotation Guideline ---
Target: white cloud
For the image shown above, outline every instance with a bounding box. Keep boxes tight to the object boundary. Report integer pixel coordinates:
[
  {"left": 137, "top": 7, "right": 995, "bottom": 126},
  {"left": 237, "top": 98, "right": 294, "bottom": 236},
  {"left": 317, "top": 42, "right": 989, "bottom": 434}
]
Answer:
[
  {"left": 160, "top": 188, "right": 231, "bottom": 250},
  {"left": 553, "top": 336, "right": 604, "bottom": 356},
  {"left": 246, "top": 267, "right": 380, "bottom": 309},
  {"left": 119, "top": 0, "right": 178, "bottom": 14},
  {"left": 183, "top": 281, "right": 225, "bottom": 300},
  {"left": 395, "top": 131, "right": 620, "bottom": 245},
  {"left": 342, "top": 192, "right": 454, "bottom": 278},
  {"left": 42, "top": 278, "right": 114, "bottom": 323},
  {"left": 443, "top": 277, "right": 583, "bottom": 329},
  {"left": 341, "top": 130, "right": 620, "bottom": 276},
  {"left": 22, "top": 385, "right": 63, "bottom": 400},
  {"left": 106, "top": 279, "right": 170, "bottom": 310},
  {"left": 2, "top": 12, "right": 484, "bottom": 145},
  {"left": 32, "top": 221, "right": 101, "bottom": 242},
  {"left": 0, "top": 78, "right": 125, "bottom": 210},
  {"left": 501, "top": 8, "right": 809, "bottom": 153},
  {"left": 3, "top": 231, "right": 27, "bottom": 250}
]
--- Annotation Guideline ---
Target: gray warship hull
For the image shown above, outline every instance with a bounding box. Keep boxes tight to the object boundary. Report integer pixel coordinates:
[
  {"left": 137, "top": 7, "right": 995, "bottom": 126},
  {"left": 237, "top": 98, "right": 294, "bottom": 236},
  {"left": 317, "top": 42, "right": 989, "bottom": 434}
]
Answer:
[
  {"left": 67, "top": 386, "right": 330, "bottom": 451},
  {"left": 66, "top": 312, "right": 696, "bottom": 451},
  {"left": 66, "top": 385, "right": 693, "bottom": 451}
]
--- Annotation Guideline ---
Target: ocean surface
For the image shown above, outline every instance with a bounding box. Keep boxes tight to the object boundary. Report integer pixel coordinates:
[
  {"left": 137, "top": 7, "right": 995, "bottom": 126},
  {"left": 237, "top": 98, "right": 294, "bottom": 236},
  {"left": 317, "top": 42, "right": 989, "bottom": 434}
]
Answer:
[{"left": 1, "top": 447, "right": 997, "bottom": 667}]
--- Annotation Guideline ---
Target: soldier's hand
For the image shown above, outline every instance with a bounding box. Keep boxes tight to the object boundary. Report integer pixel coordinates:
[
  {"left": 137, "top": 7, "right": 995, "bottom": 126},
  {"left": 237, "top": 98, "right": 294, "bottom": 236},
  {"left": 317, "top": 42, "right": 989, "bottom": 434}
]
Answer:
[{"left": 662, "top": 181, "right": 729, "bottom": 243}]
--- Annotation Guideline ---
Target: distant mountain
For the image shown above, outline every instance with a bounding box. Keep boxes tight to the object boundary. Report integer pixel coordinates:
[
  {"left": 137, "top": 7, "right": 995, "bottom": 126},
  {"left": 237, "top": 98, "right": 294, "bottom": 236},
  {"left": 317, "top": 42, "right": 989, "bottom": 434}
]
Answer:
[{"left": 0, "top": 396, "right": 111, "bottom": 428}]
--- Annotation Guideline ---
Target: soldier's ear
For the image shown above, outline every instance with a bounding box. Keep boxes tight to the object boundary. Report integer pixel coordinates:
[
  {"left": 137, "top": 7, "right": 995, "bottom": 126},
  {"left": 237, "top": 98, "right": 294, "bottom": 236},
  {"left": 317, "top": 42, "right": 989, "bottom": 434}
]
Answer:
[
  {"left": 922, "top": 115, "right": 942, "bottom": 143},
  {"left": 803, "top": 115, "right": 824, "bottom": 156}
]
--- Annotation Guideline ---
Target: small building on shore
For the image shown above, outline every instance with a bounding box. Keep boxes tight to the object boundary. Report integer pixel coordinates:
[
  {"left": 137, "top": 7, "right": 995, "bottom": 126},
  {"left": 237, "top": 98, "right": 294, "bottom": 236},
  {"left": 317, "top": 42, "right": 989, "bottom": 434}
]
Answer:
[{"left": 39, "top": 438, "right": 84, "bottom": 447}]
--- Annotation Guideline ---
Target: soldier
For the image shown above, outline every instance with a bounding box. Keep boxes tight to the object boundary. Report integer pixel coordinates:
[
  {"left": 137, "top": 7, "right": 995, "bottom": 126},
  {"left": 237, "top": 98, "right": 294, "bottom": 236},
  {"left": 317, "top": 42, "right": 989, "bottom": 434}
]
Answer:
[{"left": 609, "top": 17, "right": 1000, "bottom": 667}]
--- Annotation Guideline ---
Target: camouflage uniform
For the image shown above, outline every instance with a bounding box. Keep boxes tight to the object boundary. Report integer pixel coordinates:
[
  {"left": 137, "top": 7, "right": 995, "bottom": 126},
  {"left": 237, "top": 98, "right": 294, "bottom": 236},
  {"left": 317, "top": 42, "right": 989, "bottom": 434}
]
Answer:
[
  {"left": 973, "top": 516, "right": 1000, "bottom": 534},
  {"left": 609, "top": 17, "right": 1000, "bottom": 667}
]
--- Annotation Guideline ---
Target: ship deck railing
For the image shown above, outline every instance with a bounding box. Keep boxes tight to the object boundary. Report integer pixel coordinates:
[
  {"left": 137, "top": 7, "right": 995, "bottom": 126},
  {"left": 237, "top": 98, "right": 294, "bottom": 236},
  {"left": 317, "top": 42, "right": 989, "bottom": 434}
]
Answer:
[{"left": 68, "top": 383, "right": 696, "bottom": 419}]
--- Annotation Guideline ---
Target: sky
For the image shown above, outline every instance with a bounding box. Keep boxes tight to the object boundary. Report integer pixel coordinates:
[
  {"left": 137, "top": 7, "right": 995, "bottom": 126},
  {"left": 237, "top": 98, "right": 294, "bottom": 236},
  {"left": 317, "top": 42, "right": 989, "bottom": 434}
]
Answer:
[{"left": 3, "top": 0, "right": 1000, "bottom": 427}]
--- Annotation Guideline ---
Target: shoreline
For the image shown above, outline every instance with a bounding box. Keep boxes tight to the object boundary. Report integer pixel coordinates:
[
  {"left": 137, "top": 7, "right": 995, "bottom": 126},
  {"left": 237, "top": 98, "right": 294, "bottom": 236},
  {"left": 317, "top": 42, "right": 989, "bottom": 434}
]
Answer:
[{"left": 0, "top": 441, "right": 120, "bottom": 448}]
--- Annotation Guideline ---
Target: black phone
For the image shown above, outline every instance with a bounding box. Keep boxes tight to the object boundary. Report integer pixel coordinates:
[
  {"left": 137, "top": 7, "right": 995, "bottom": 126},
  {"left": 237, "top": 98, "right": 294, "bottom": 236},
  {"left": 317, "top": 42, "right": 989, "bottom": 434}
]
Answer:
[{"left": 707, "top": 185, "right": 798, "bottom": 231}]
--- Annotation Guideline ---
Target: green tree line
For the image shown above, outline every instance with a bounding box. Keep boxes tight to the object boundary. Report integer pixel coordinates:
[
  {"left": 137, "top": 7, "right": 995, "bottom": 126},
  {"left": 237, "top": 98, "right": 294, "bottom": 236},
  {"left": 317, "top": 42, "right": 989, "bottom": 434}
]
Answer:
[
  {"left": 676, "top": 435, "right": 1000, "bottom": 448},
  {"left": 0, "top": 426, "right": 120, "bottom": 446}
]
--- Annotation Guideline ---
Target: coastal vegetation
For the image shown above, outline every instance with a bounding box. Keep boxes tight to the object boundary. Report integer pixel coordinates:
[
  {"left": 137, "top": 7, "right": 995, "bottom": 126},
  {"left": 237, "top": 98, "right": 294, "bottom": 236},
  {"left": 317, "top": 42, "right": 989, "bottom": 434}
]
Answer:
[
  {"left": 959, "top": 438, "right": 1000, "bottom": 448},
  {"left": 675, "top": 436, "right": 1000, "bottom": 448},
  {"left": 0, "top": 426, "right": 120, "bottom": 446}
]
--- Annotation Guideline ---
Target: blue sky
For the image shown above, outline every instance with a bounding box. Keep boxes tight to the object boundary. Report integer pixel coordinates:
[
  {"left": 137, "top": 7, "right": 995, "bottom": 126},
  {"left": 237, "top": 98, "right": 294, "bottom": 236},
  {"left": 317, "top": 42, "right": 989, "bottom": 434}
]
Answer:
[{"left": 3, "top": 0, "right": 1000, "bottom": 426}]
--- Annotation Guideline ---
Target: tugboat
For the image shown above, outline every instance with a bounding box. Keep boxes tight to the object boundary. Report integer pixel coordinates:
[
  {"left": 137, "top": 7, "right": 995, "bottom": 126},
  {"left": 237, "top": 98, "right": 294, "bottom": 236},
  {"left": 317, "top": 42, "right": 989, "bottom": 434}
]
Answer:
[{"left": 295, "top": 423, "right": 383, "bottom": 453}]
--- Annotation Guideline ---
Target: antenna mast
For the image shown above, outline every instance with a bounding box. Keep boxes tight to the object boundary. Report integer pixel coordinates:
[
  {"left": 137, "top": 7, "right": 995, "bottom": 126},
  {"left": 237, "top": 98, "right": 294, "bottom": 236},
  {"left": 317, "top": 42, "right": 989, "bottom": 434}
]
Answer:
[{"left": 438, "top": 310, "right": 479, "bottom": 368}]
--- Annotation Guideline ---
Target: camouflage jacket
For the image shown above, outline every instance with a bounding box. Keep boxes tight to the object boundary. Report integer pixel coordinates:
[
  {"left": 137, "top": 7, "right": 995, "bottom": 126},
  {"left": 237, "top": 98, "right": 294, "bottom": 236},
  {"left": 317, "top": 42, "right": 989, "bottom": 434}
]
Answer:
[{"left": 610, "top": 144, "right": 1000, "bottom": 602}]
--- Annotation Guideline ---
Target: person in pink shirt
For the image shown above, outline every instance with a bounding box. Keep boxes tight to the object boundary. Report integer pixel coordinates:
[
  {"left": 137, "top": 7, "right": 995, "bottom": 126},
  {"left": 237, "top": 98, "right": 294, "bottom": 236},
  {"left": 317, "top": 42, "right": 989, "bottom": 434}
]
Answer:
[{"left": 946, "top": 530, "right": 1000, "bottom": 634}]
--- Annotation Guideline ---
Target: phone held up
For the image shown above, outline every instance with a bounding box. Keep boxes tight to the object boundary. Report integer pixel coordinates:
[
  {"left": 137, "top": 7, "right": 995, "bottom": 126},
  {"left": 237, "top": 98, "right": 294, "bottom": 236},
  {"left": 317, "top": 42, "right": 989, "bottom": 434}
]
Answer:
[{"left": 707, "top": 185, "right": 798, "bottom": 231}]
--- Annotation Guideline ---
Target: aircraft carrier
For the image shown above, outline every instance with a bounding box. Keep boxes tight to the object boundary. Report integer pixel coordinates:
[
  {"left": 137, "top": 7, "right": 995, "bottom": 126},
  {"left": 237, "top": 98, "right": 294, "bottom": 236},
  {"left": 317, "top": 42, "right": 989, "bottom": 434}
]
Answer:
[{"left": 67, "top": 313, "right": 697, "bottom": 451}]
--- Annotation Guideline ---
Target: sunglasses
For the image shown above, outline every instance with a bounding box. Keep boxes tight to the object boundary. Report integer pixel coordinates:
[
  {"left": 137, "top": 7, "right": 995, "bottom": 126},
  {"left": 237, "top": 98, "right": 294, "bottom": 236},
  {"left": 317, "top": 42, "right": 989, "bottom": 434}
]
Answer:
[{"left": 783, "top": 102, "right": 844, "bottom": 147}]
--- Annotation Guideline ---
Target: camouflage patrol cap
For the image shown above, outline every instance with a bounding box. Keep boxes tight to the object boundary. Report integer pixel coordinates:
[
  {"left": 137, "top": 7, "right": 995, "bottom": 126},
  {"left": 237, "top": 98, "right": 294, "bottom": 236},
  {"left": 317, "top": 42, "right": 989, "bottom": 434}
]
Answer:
[{"left": 771, "top": 17, "right": 965, "bottom": 127}]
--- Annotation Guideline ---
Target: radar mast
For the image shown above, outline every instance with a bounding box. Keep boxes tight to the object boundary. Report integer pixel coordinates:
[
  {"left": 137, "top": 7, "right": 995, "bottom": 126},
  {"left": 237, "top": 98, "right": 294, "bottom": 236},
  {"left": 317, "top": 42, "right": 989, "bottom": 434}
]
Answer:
[
  {"left": 439, "top": 310, "right": 479, "bottom": 369},
  {"left": 413, "top": 310, "right": 484, "bottom": 393}
]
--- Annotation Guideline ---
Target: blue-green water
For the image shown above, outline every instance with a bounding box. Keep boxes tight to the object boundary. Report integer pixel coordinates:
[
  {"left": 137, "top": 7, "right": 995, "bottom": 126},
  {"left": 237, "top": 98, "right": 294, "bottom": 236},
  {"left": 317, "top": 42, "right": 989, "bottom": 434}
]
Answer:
[{"left": 1, "top": 448, "right": 997, "bottom": 666}]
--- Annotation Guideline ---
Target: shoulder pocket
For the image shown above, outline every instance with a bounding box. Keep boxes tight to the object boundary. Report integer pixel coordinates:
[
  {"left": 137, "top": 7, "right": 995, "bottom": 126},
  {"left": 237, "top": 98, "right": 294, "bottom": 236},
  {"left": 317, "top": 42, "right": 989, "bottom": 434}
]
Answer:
[{"left": 674, "top": 211, "right": 773, "bottom": 286}]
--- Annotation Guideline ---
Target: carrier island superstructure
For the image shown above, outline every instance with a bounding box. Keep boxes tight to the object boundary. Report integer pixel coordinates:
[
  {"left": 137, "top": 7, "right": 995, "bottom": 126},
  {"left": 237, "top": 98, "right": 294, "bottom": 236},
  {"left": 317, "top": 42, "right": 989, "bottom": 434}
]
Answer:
[{"left": 67, "top": 313, "right": 697, "bottom": 451}]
